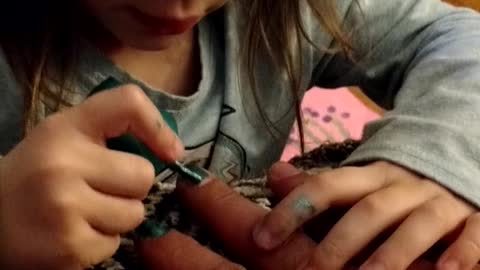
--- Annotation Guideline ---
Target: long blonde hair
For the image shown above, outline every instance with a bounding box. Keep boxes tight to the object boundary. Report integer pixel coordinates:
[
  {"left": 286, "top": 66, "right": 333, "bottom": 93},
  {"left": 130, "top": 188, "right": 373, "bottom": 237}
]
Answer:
[
  {"left": 242, "top": 0, "right": 353, "bottom": 152},
  {"left": 0, "top": 0, "right": 352, "bottom": 151}
]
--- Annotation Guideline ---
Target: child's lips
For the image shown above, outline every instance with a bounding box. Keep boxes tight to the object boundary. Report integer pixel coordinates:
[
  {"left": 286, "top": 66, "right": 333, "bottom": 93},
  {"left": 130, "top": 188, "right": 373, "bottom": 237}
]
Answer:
[{"left": 128, "top": 8, "right": 200, "bottom": 36}]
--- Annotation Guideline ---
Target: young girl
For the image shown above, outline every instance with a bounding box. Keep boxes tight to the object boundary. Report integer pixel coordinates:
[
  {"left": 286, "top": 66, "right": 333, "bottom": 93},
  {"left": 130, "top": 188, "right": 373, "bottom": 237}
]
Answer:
[{"left": 0, "top": 0, "right": 479, "bottom": 269}]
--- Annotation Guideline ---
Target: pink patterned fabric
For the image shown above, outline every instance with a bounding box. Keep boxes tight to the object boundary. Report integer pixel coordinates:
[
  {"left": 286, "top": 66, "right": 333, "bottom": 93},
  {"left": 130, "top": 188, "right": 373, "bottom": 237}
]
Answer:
[{"left": 281, "top": 87, "right": 381, "bottom": 161}]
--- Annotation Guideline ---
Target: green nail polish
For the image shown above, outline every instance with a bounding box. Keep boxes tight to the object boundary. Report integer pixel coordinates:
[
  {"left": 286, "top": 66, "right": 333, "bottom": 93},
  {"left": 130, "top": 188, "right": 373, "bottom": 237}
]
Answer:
[
  {"left": 169, "top": 161, "right": 209, "bottom": 185},
  {"left": 135, "top": 219, "right": 171, "bottom": 240},
  {"left": 292, "top": 195, "right": 315, "bottom": 219}
]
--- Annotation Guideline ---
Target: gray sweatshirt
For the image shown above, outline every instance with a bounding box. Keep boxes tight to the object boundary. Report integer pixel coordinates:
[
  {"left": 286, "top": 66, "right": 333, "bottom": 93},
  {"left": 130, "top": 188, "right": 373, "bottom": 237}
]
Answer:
[{"left": 1, "top": 0, "right": 480, "bottom": 207}]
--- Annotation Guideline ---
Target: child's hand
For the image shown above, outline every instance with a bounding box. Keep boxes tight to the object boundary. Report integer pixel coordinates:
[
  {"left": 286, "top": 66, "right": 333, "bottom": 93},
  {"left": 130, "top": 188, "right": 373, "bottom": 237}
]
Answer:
[
  {"left": 0, "top": 85, "right": 184, "bottom": 269},
  {"left": 253, "top": 162, "right": 479, "bottom": 270}
]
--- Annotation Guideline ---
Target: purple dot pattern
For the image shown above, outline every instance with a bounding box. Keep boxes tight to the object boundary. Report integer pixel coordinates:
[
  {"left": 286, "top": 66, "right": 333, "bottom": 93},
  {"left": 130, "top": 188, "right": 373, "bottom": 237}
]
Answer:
[
  {"left": 303, "top": 107, "right": 321, "bottom": 118},
  {"left": 289, "top": 104, "right": 355, "bottom": 149},
  {"left": 322, "top": 115, "right": 333, "bottom": 123},
  {"left": 302, "top": 105, "right": 352, "bottom": 122}
]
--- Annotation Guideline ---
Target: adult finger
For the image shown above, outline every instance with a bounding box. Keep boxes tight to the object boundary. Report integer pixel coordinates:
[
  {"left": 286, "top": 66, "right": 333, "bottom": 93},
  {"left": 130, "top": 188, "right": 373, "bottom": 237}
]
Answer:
[
  {"left": 175, "top": 174, "right": 316, "bottom": 270},
  {"left": 137, "top": 230, "right": 245, "bottom": 270},
  {"left": 267, "top": 162, "right": 306, "bottom": 198}
]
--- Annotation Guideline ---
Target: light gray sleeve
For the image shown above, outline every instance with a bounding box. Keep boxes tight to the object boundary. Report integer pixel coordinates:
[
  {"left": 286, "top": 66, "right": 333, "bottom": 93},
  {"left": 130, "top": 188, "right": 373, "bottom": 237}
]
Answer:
[
  {"left": 0, "top": 48, "right": 24, "bottom": 155},
  {"left": 312, "top": 0, "right": 480, "bottom": 207}
]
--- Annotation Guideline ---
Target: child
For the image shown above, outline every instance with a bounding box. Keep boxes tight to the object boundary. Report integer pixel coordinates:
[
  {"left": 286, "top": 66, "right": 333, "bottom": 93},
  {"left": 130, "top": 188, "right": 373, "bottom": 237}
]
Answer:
[{"left": 0, "top": 0, "right": 479, "bottom": 269}]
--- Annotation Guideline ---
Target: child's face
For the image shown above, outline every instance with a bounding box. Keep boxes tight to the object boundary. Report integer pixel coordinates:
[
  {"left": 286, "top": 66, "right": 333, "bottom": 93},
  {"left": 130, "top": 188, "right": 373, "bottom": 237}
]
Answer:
[{"left": 82, "top": 0, "right": 227, "bottom": 50}]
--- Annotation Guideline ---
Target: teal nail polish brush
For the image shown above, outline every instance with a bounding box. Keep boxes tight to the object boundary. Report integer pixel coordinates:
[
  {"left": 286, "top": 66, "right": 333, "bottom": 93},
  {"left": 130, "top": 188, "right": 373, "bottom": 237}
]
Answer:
[{"left": 89, "top": 77, "right": 206, "bottom": 184}]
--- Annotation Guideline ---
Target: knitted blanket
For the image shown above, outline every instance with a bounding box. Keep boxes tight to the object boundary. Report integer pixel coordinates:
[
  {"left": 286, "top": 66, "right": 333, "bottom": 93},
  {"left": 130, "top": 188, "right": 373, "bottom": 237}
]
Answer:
[{"left": 94, "top": 140, "right": 361, "bottom": 270}]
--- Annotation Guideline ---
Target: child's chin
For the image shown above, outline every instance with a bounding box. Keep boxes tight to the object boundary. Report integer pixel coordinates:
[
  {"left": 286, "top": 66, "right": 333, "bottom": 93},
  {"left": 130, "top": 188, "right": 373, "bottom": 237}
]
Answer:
[{"left": 122, "top": 34, "right": 182, "bottom": 51}]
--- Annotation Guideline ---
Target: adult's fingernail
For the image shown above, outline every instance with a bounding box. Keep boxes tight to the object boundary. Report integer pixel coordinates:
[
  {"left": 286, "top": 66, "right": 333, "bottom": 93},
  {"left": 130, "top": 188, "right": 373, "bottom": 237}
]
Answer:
[
  {"left": 135, "top": 219, "right": 171, "bottom": 240},
  {"left": 252, "top": 222, "right": 282, "bottom": 250},
  {"left": 269, "top": 162, "right": 301, "bottom": 181},
  {"left": 253, "top": 223, "right": 274, "bottom": 249}
]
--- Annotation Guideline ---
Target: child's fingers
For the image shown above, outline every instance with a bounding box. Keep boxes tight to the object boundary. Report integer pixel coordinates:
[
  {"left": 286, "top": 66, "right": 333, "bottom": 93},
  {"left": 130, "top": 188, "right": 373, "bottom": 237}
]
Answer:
[
  {"left": 253, "top": 166, "right": 388, "bottom": 251},
  {"left": 81, "top": 145, "right": 155, "bottom": 199},
  {"left": 137, "top": 230, "right": 246, "bottom": 270},
  {"left": 81, "top": 187, "right": 145, "bottom": 235},
  {"left": 176, "top": 175, "right": 316, "bottom": 270},
  {"left": 303, "top": 182, "right": 438, "bottom": 270},
  {"left": 68, "top": 84, "right": 184, "bottom": 162},
  {"left": 359, "top": 196, "right": 472, "bottom": 270},
  {"left": 70, "top": 220, "right": 121, "bottom": 268},
  {"left": 437, "top": 213, "right": 480, "bottom": 270}
]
